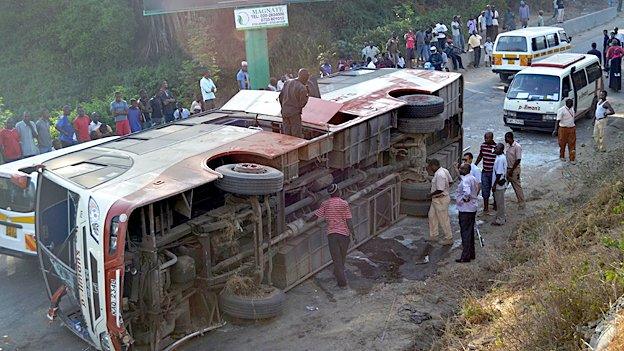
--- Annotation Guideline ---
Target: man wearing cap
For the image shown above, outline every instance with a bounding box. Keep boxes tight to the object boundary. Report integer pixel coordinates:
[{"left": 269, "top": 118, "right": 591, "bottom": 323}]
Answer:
[
  {"left": 427, "top": 158, "right": 454, "bottom": 245},
  {"left": 279, "top": 69, "right": 310, "bottom": 138},
  {"left": 237, "top": 61, "right": 250, "bottom": 90},
  {"left": 314, "top": 184, "right": 355, "bottom": 288}
]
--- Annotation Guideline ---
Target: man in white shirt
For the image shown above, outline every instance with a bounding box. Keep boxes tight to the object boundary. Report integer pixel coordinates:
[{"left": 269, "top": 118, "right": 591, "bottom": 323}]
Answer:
[
  {"left": 200, "top": 70, "right": 217, "bottom": 110},
  {"left": 435, "top": 22, "right": 448, "bottom": 49},
  {"left": 554, "top": 98, "right": 576, "bottom": 163},
  {"left": 492, "top": 143, "right": 508, "bottom": 226},
  {"left": 462, "top": 152, "right": 481, "bottom": 189},
  {"left": 173, "top": 104, "right": 190, "bottom": 120},
  {"left": 426, "top": 158, "right": 454, "bottom": 245},
  {"left": 456, "top": 164, "right": 480, "bottom": 262},
  {"left": 361, "top": 43, "right": 380, "bottom": 63},
  {"left": 594, "top": 90, "right": 615, "bottom": 152},
  {"left": 451, "top": 16, "right": 464, "bottom": 51}
]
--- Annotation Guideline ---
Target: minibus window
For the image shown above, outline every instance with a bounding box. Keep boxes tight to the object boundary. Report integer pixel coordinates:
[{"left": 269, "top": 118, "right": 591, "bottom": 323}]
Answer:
[
  {"left": 546, "top": 34, "right": 559, "bottom": 48},
  {"left": 507, "top": 74, "right": 560, "bottom": 101},
  {"left": 0, "top": 176, "right": 35, "bottom": 212},
  {"left": 562, "top": 76, "right": 572, "bottom": 97},
  {"left": 496, "top": 36, "right": 528, "bottom": 52},
  {"left": 572, "top": 70, "right": 588, "bottom": 89},
  {"left": 531, "top": 36, "right": 547, "bottom": 51},
  {"left": 586, "top": 63, "right": 602, "bottom": 83}
]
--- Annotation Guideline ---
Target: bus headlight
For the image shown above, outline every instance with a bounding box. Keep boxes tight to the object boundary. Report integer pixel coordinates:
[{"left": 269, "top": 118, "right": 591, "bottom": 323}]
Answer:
[
  {"left": 543, "top": 114, "right": 557, "bottom": 120},
  {"left": 99, "top": 332, "right": 113, "bottom": 351},
  {"left": 109, "top": 216, "right": 120, "bottom": 255},
  {"left": 88, "top": 197, "right": 101, "bottom": 240}
]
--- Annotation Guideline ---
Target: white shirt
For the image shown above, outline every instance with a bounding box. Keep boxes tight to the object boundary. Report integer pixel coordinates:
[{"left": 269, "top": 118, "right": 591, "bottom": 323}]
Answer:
[
  {"left": 451, "top": 21, "right": 461, "bottom": 36},
  {"left": 470, "top": 163, "right": 482, "bottom": 184},
  {"left": 492, "top": 10, "right": 499, "bottom": 26},
  {"left": 190, "top": 100, "right": 202, "bottom": 113},
  {"left": 174, "top": 108, "right": 190, "bottom": 120},
  {"left": 362, "top": 46, "right": 380, "bottom": 60},
  {"left": 367, "top": 61, "right": 376, "bottom": 69},
  {"left": 556, "top": 106, "right": 575, "bottom": 127},
  {"left": 494, "top": 154, "right": 508, "bottom": 184},
  {"left": 484, "top": 41, "right": 494, "bottom": 55},
  {"left": 277, "top": 80, "right": 285, "bottom": 92},
  {"left": 89, "top": 121, "right": 102, "bottom": 133},
  {"left": 435, "top": 23, "right": 448, "bottom": 38},
  {"left": 200, "top": 77, "right": 217, "bottom": 101},
  {"left": 431, "top": 167, "right": 453, "bottom": 197},
  {"left": 478, "top": 15, "right": 486, "bottom": 30},
  {"left": 397, "top": 56, "right": 406, "bottom": 68},
  {"left": 456, "top": 174, "right": 480, "bottom": 212}
]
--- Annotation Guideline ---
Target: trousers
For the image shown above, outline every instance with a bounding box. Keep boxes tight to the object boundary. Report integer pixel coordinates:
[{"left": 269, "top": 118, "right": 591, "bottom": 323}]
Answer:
[
  {"left": 473, "top": 47, "right": 482, "bottom": 68},
  {"left": 282, "top": 114, "right": 303, "bottom": 138},
  {"left": 428, "top": 195, "right": 453, "bottom": 242},
  {"left": 493, "top": 187, "right": 506, "bottom": 224},
  {"left": 459, "top": 212, "right": 476, "bottom": 261},
  {"left": 558, "top": 126, "right": 576, "bottom": 161},
  {"left": 328, "top": 233, "right": 350, "bottom": 287},
  {"left": 594, "top": 118, "right": 607, "bottom": 151},
  {"left": 508, "top": 166, "right": 525, "bottom": 203}
]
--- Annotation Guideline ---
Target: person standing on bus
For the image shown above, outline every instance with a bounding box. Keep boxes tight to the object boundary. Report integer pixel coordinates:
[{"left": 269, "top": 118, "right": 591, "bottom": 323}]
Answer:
[
  {"left": 73, "top": 105, "right": 91, "bottom": 143},
  {"left": 0, "top": 119, "right": 22, "bottom": 163},
  {"left": 15, "top": 111, "right": 39, "bottom": 157},
  {"left": 56, "top": 105, "right": 76, "bottom": 148},
  {"left": 110, "top": 91, "right": 131, "bottom": 136},
  {"left": 36, "top": 110, "right": 54, "bottom": 154},
  {"left": 313, "top": 184, "right": 355, "bottom": 288},
  {"left": 279, "top": 69, "right": 310, "bottom": 138}
]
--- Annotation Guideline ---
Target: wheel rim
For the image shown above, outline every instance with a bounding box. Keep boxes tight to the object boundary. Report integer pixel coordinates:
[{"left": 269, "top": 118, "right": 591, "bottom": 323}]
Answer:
[{"left": 234, "top": 163, "right": 268, "bottom": 174}]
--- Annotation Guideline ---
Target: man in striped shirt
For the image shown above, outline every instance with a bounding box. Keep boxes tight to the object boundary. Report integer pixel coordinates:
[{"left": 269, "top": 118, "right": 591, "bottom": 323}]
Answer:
[
  {"left": 314, "top": 184, "right": 355, "bottom": 288},
  {"left": 475, "top": 132, "right": 497, "bottom": 214}
]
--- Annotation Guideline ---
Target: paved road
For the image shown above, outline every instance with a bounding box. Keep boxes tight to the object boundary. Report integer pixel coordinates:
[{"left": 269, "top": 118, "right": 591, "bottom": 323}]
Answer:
[{"left": 1, "top": 15, "right": 622, "bottom": 351}]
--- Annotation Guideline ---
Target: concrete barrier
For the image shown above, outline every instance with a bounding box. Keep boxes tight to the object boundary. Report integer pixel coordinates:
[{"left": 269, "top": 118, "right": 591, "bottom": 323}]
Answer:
[
  {"left": 457, "top": 7, "right": 616, "bottom": 68},
  {"left": 563, "top": 7, "right": 617, "bottom": 36}
]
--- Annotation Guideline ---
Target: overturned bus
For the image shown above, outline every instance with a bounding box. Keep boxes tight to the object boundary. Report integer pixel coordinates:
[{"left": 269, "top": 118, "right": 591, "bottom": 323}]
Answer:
[{"left": 35, "top": 68, "right": 463, "bottom": 350}]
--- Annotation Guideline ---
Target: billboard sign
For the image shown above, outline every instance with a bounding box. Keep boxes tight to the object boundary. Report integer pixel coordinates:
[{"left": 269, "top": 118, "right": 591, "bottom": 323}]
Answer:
[
  {"left": 143, "top": 0, "right": 325, "bottom": 16},
  {"left": 234, "top": 5, "right": 288, "bottom": 30}
]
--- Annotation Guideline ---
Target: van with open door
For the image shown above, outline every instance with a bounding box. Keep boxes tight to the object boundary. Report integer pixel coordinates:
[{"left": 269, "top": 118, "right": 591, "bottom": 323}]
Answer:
[
  {"left": 492, "top": 26, "right": 571, "bottom": 81},
  {"left": 503, "top": 53, "right": 602, "bottom": 132}
]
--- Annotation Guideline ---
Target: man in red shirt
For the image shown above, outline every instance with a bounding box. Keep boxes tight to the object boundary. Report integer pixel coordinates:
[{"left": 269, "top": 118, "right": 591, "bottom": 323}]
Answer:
[
  {"left": 73, "top": 105, "right": 91, "bottom": 143},
  {"left": 313, "top": 184, "right": 355, "bottom": 288},
  {"left": 0, "top": 119, "right": 22, "bottom": 163},
  {"left": 404, "top": 30, "right": 416, "bottom": 68}
]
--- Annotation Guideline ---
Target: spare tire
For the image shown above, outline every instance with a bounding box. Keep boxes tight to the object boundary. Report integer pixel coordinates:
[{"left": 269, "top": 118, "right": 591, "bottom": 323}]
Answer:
[
  {"left": 215, "top": 163, "right": 284, "bottom": 196},
  {"left": 219, "top": 285, "right": 286, "bottom": 320},
  {"left": 397, "top": 115, "right": 445, "bottom": 134},
  {"left": 397, "top": 94, "right": 445, "bottom": 118},
  {"left": 400, "top": 200, "right": 430, "bottom": 218},
  {"left": 401, "top": 181, "right": 431, "bottom": 201}
]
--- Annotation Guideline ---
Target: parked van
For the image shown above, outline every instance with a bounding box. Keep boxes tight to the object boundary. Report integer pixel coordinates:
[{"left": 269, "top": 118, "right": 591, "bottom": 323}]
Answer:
[
  {"left": 0, "top": 137, "right": 115, "bottom": 257},
  {"left": 492, "top": 27, "right": 571, "bottom": 81},
  {"left": 503, "top": 53, "right": 602, "bottom": 132}
]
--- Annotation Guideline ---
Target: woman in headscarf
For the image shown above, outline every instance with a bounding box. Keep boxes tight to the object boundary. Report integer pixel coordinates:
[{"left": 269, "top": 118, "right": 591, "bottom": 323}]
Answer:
[{"left": 607, "top": 39, "right": 624, "bottom": 92}]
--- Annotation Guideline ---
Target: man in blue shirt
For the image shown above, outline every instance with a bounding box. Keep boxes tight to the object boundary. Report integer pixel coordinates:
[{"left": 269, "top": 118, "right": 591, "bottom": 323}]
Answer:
[
  {"left": 236, "top": 61, "right": 250, "bottom": 90},
  {"left": 55, "top": 105, "right": 76, "bottom": 148}
]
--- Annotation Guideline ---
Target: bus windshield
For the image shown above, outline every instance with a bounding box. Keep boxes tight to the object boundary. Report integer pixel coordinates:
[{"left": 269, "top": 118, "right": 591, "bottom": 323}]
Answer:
[
  {"left": 0, "top": 176, "right": 35, "bottom": 212},
  {"left": 507, "top": 74, "right": 560, "bottom": 101},
  {"left": 496, "top": 36, "right": 528, "bottom": 52}
]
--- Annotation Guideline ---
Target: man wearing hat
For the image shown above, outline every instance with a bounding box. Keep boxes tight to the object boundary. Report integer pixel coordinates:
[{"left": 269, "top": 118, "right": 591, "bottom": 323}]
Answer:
[
  {"left": 314, "top": 184, "right": 355, "bottom": 288},
  {"left": 236, "top": 61, "right": 250, "bottom": 90}
]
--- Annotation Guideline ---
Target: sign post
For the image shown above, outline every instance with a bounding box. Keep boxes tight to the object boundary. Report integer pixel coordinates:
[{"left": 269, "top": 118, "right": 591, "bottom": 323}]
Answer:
[{"left": 235, "top": 5, "right": 289, "bottom": 89}]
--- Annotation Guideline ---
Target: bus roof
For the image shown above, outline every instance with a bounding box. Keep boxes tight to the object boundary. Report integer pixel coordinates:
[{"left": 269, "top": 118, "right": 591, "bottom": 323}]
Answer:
[
  {"left": 0, "top": 137, "right": 116, "bottom": 177},
  {"left": 517, "top": 54, "right": 599, "bottom": 76},
  {"left": 497, "top": 26, "right": 564, "bottom": 37}
]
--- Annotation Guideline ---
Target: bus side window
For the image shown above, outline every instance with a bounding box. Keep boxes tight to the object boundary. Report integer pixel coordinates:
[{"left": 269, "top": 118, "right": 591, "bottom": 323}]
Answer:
[
  {"left": 562, "top": 76, "right": 571, "bottom": 97},
  {"left": 546, "top": 34, "right": 559, "bottom": 48},
  {"left": 532, "top": 36, "right": 547, "bottom": 51},
  {"left": 572, "top": 69, "right": 588, "bottom": 90},
  {"left": 586, "top": 63, "right": 602, "bottom": 83}
]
